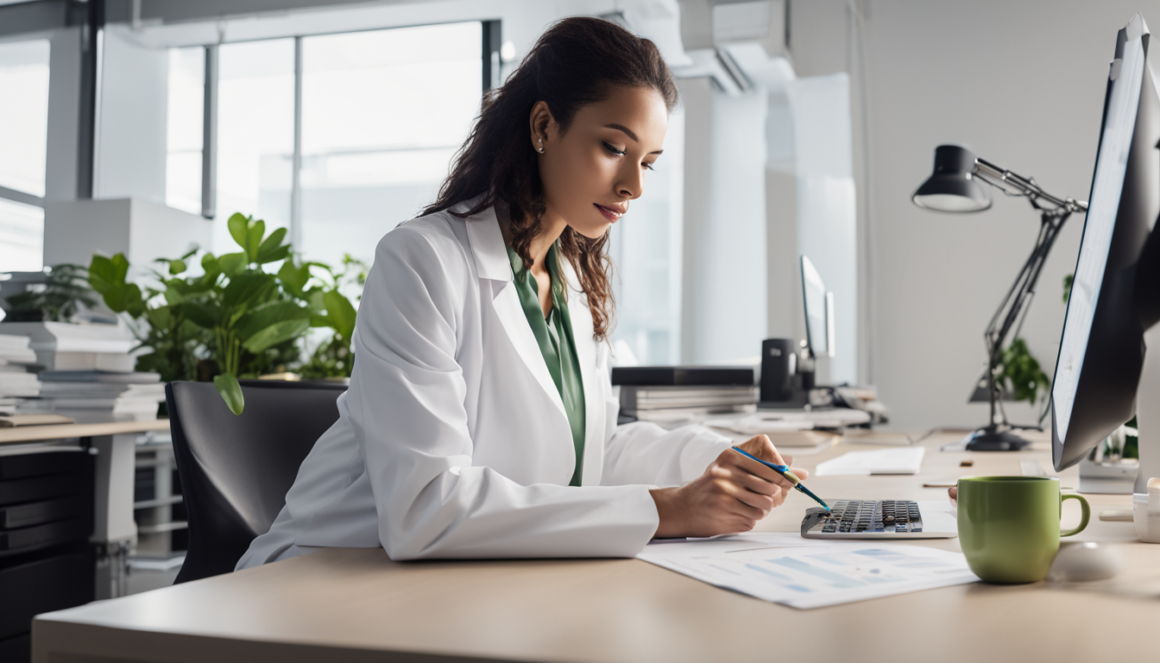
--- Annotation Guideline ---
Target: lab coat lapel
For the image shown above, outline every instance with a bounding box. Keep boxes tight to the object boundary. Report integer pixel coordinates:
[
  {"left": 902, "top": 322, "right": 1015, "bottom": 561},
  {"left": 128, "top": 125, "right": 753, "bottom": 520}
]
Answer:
[{"left": 464, "top": 205, "right": 568, "bottom": 419}]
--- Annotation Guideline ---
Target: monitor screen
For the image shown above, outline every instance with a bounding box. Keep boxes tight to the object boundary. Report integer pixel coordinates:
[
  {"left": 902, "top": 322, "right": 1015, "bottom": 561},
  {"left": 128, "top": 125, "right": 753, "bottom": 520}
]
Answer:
[
  {"left": 1051, "top": 23, "right": 1146, "bottom": 445},
  {"left": 801, "top": 255, "right": 829, "bottom": 357}
]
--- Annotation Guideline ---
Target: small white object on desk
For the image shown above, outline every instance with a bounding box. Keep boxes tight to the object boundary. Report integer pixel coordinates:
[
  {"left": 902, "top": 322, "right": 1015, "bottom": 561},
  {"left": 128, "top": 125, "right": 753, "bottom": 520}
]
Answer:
[
  {"left": 815, "top": 447, "right": 926, "bottom": 476},
  {"left": 1133, "top": 477, "right": 1160, "bottom": 543},
  {"left": 705, "top": 409, "right": 871, "bottom": 434},
  {"left": 1047, "top": 542, "right": 1125, "bottom": 582}
]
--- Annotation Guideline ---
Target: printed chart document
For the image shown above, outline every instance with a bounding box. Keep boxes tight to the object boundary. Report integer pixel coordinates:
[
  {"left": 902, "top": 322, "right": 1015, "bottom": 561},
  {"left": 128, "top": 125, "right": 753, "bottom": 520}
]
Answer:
[
  {"left": 814, "top": 446, "right": 926, "bottom": 475},
  {"left": 638, "top": 533, "right": 978, "bottom": 609}
]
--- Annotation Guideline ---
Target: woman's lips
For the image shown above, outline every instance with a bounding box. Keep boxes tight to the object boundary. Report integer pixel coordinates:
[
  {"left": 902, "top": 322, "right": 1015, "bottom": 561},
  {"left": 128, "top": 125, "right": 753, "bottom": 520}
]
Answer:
[{"left": 594, "top": 204, "right": 622, "bottom": 222}]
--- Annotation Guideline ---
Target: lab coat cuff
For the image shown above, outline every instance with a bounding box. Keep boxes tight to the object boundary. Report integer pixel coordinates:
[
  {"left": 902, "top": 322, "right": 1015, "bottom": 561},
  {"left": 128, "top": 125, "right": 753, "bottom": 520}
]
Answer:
[{"left": 679, "top": 429, "right": 735, "bottom": 482}]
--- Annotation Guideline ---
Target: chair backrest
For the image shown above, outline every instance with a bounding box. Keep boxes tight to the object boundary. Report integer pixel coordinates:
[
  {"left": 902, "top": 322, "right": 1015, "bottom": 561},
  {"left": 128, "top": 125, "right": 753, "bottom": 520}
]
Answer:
[{"left": 166, "top": 380, "right": 345, "bottom": 583}]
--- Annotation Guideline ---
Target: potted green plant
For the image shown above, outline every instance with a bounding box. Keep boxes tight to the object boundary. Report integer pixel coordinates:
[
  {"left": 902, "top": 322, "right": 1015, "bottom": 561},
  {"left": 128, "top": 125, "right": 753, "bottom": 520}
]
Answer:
[{"left": 89, "top": 213, "right": 360, "bottom": 414}]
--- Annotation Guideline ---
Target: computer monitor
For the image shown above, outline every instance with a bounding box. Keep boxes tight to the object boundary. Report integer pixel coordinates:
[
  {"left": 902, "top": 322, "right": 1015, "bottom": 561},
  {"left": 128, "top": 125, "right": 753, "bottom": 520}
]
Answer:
[
  {"left": 800, "top": 255, "right": 835, "bottom": 359},
  {"left": 1051, "top": 14, "right": 1160, "bottom": 471}
]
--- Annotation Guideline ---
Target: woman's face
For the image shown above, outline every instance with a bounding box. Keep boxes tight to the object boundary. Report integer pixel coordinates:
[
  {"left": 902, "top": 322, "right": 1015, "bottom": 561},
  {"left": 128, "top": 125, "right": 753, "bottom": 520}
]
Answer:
[{"left": 532, "top": 86, "right": 669, "bottom": 239}]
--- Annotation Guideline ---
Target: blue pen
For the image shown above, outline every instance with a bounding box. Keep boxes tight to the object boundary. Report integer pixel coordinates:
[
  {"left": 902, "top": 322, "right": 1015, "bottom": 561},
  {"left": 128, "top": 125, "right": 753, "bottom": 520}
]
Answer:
[{"left": 731, "top": 446, "right": 831, "bottom": 512}]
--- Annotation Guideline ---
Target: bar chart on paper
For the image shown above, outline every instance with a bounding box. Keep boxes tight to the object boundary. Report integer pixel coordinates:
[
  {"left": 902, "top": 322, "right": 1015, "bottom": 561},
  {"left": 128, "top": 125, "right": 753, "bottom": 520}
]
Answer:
[{"left": 639, "top": 536, "right": 979, "bottom": 609}]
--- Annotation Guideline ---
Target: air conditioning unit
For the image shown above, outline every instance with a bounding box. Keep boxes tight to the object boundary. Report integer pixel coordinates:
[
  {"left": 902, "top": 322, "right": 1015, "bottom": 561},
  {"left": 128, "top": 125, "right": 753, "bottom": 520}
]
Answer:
[{"left": 674, "top": 0, "right": 792, "bottom": 94}]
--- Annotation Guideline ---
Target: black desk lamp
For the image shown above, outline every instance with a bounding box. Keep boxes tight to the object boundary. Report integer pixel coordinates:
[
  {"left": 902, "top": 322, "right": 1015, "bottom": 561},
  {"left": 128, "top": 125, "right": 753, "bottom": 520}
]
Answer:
[{"left": 912, "top": 145, "right": 1089, "bottom": 451}]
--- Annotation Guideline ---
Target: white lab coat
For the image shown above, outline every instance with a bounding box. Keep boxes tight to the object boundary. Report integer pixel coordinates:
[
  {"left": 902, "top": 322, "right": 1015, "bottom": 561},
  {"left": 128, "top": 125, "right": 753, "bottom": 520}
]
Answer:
[{"left": 237, "top": 199, "right": 733, "bottom": 567}]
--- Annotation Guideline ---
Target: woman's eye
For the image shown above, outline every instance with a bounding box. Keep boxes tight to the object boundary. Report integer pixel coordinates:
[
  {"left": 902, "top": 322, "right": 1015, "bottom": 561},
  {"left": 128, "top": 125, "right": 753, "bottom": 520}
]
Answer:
[
  {"left": 602, "top": 141, "right": 627, "bottom": 157},
  {"left": 643, "top": 162, "right": 656, "bottom": 172}
]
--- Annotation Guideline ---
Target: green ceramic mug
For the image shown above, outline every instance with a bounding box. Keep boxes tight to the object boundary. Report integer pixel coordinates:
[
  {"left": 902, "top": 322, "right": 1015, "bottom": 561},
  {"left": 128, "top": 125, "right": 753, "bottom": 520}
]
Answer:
[{"left": 957, "top": 476, "right": 1090, "bottom": 584}]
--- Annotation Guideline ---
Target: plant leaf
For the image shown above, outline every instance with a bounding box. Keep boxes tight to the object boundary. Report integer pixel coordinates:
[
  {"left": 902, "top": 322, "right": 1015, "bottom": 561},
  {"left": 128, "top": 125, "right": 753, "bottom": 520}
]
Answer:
[
  {"left": 323, "top": 289, "right": 357, "bottom": 343},
  {"left": 257, "top": 244, "right": 291, "bottom": 265},
  {"left": 236, "top": 301, "right": 311, "bottom": 340},
  {"left": 168, "top": 259, "right": 187, "bottom": 275},
  {"left": 242, "top": 319, "right": 311, "bottom": 354},
  {"left": 88, "top": 254, "right": 117, "bottom": 294},
  {"left": 277, "top": 260, "right": 310, "bottom": 297},
  {"left": 246, "top": 219, "right": 266, "bottom": 262},
  {"left": 180, "top": 301, "right": 221, "bottom": 328},
  {"left": 163, "top": 285, "right": 185, "bottom": 305},
  {"left": 111, "top": 253, "right": 130, "bottom": 283},
  {"left": 222, "top": 272, "right": 275, "bottom": 309},
  {"left": 228, "top": 213, "right": 250, "bottom": 252},
  {"left": 256, "top": 226, "right": 286, "bottom": 263},
  {"left": 145, "top": 305, "right": 171, "bottom": 329},
  {"left": 218, "top": 252, "right": 247, "bottom": 278},
  {"left": 214, "top": 372, "right": 245, "bottom": 415}
]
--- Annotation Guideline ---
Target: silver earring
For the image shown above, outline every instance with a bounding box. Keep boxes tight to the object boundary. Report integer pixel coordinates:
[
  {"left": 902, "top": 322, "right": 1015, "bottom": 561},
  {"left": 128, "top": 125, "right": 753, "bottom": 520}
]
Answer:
[{"left": 538, "top": 139, "right": 544, "bottom": 154}]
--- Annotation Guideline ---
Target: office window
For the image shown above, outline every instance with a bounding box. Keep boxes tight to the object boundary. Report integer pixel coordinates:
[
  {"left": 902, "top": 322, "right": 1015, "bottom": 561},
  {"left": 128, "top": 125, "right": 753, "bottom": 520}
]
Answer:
[
  {"left": 607, "top": 111, "right": 685, "bottom": 366},
  {"left": 166, "top": 47, "right": 204, "bottom": 216},
  {"left": 299, "top": 22, "right": 481, "bottom": 267},
  {"left": 0, "top": 39, "right": 49, "bottom": 198},
  {"left": 0, "top": 39, "right": 49, "bottom": 273},
  {"left": 215, "top": 39, "right": 295, "bottom": 253},
  {"left": 0, "top": 198, "right": 44, "bottom": 272}
]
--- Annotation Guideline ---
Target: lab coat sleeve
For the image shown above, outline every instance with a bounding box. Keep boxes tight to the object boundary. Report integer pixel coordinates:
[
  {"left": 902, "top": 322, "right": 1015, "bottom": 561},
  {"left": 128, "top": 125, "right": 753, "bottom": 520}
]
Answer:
[
  {"left": 601, "top": 420, "right": 734, "bottom": 487},
  {"left": 348, "top": 226, "right": 660, "bottom": 561}
]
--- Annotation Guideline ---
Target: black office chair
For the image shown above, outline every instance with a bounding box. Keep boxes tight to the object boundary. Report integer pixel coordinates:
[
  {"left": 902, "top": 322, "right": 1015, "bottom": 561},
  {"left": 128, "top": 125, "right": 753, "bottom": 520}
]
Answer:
[{"left": 166, "top": 380, "right": 345, "bottom": 583}]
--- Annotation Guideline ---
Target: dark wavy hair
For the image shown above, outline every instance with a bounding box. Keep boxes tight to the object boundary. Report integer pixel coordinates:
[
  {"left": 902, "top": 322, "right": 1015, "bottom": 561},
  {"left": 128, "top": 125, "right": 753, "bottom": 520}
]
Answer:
[{"left": 423, "top": 16, "right": 679, "bottom": 341}]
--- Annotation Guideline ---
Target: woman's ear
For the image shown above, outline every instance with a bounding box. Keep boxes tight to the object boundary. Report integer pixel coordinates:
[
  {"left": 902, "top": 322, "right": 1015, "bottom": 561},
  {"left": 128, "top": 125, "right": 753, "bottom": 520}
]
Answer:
[{"left": 529, "top": 100, "right": 554, "bottom": 153}]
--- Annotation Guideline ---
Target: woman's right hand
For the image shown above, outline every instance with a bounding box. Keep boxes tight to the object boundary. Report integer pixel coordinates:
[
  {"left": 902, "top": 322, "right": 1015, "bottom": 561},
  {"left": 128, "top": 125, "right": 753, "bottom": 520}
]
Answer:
[{"left": 648, "top": 435, "right": 808, "bottom": 538}]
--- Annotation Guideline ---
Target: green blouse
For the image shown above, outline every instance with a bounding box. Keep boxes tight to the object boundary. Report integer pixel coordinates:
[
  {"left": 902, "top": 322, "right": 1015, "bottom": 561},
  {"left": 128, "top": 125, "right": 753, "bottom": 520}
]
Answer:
[{"left": 506, "top": 243, "right": 586, "bottom": 486}]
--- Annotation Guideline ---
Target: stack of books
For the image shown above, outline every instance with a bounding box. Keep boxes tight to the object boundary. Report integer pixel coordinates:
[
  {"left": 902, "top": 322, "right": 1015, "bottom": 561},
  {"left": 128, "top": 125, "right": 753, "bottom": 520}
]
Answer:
[
  {"left": 20, "top": 371, "right": 165, "bottom": 423},
  {"left": 613, "top": 366, "right": 757, "bottom": 424},
  {"left": 0, "top": 335, "right": 39, "bottom": 415},
  {"left": 0, "top": 322, "right": 163, "bottom": 423},
  {"left": 0, "top": 321, "right": 137, "bottom": 371}
]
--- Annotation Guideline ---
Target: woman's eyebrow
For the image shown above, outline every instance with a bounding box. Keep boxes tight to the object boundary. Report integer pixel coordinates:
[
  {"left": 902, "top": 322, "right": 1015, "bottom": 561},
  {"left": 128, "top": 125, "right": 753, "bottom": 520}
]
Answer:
[
  {"left": 604, "top": 123, "right": 639, "bottom": 141},
  {"left": 604, "top": 124, "right": 664, "bottom": 155}
]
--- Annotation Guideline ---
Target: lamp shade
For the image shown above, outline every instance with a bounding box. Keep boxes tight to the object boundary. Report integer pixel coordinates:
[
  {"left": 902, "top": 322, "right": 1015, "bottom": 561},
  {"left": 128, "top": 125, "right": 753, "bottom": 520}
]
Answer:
[{"left": 912, "top": 144, "right": 991, "bottom": 213}]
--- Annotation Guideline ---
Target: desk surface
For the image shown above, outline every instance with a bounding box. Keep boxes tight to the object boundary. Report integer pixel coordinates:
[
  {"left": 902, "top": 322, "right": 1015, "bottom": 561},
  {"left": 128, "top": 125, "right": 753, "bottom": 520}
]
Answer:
[
  {"left": 0, "top": 419, "right": 169, "bottom": 444},
  {"left": 32, "top": 431, "right": 1160, "bottom": 663}
]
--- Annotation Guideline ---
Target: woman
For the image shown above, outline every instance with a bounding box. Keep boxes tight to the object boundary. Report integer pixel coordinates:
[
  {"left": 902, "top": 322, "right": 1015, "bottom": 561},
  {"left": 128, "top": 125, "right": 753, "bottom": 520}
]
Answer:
[{"left": 238, "top": 16, "right": 805, "bottom": 567}]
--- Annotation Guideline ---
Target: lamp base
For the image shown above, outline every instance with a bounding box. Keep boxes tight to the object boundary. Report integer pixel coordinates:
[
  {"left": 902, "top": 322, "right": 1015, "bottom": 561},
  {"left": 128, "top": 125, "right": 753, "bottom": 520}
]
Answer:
[{"left": 965, "top": 428, "right": 1033, "bottom": 452}]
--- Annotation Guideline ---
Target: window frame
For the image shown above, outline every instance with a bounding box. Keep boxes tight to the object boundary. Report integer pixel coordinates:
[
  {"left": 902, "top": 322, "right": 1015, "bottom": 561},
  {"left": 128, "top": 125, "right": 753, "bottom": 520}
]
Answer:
[{"left": 195, "top": 19, "right": 500, "bottom": 256}]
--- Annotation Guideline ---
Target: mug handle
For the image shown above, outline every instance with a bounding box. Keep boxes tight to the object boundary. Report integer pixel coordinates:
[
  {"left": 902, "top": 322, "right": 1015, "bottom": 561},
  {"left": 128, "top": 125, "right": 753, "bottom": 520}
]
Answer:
[{"left": 1060, "top": 494, "right": 1091, "bottom": 537}]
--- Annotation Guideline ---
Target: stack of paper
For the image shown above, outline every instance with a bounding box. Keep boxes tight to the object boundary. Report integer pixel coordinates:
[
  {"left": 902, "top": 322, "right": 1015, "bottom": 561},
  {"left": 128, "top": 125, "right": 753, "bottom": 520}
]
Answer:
[
  {"left": 638, "top": 532, "right": 978, "bottom": 609},
  {"left": 0, "top": 335, "right": 40, "bottom": 413},
  {"left": 814, "top": 447, "right": 926, "bottom": 476},
  {"left": 0, "top": 323, "right": 163, "bottom": 423},
  {"left": 18, "top": 372, "right": 164, "bottom": 423}
]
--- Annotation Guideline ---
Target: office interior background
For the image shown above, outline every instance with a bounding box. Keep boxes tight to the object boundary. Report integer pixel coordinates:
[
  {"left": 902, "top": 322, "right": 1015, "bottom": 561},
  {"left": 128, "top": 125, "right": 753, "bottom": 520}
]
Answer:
[{"left": 0, "top": 0, "right": 1144, "bottom": 433}]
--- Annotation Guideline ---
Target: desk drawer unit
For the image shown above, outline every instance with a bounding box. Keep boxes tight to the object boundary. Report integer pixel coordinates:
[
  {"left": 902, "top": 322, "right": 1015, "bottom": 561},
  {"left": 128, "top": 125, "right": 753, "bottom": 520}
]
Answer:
[
  {"left": 0, "top": 548, "right": 94, "bottom": 640},
  {"left": 0, "top": 449, "right": 97, "bottom": 662}
]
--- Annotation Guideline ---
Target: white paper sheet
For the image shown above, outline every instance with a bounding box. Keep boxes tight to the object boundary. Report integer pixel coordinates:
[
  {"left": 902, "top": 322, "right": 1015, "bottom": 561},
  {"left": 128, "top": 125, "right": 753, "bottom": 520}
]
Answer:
[
  {"left": 814, "top": 446, "right": 925, "bottom": 476},
  {"left": 638, "top": 534, "right": 978, "bottom": 609}
]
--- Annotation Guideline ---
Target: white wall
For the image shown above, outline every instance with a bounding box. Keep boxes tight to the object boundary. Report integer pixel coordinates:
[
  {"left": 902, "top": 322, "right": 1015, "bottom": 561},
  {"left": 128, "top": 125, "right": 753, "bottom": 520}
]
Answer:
[
  {"left": 680, "top": 77, "right": 769, "bottom": 364},
  {"left": 44, "top": 198, "right": 210, "bottom": 272},
  {"left": 786, "top": 73, "right": 857, "bottom": 384},
  {"left": 793, "top": 0, "right": 1151, "bottom": 430}
]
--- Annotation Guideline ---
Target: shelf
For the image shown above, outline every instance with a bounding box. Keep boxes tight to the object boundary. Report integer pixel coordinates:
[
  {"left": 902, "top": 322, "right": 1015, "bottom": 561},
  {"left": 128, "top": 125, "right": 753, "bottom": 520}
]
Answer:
[
  {"left": 133, "top": 495, "right": 183, "bottom": 509},
  {"left": 137, "top": 521, "right": 187, "bottom": 535}
]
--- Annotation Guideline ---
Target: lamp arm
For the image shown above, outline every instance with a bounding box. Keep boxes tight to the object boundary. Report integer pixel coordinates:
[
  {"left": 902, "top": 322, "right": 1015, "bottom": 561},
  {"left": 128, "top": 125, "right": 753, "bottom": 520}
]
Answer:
[
  {"left": 981, "top": 210, "right": 1070, "bottom": 429},
  {"left": 973, "top": 158, "right": 1089, "bottom": 214}
]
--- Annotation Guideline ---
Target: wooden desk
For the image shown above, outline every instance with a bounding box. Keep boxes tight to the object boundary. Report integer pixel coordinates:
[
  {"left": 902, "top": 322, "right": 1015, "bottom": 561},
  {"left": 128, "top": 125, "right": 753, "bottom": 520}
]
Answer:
[
  {"left": 0, "top": 419, "right": 169, "bottom": 445},
  {"left": 32, "top": 431, "right": 1160, "bottom": 663}
]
